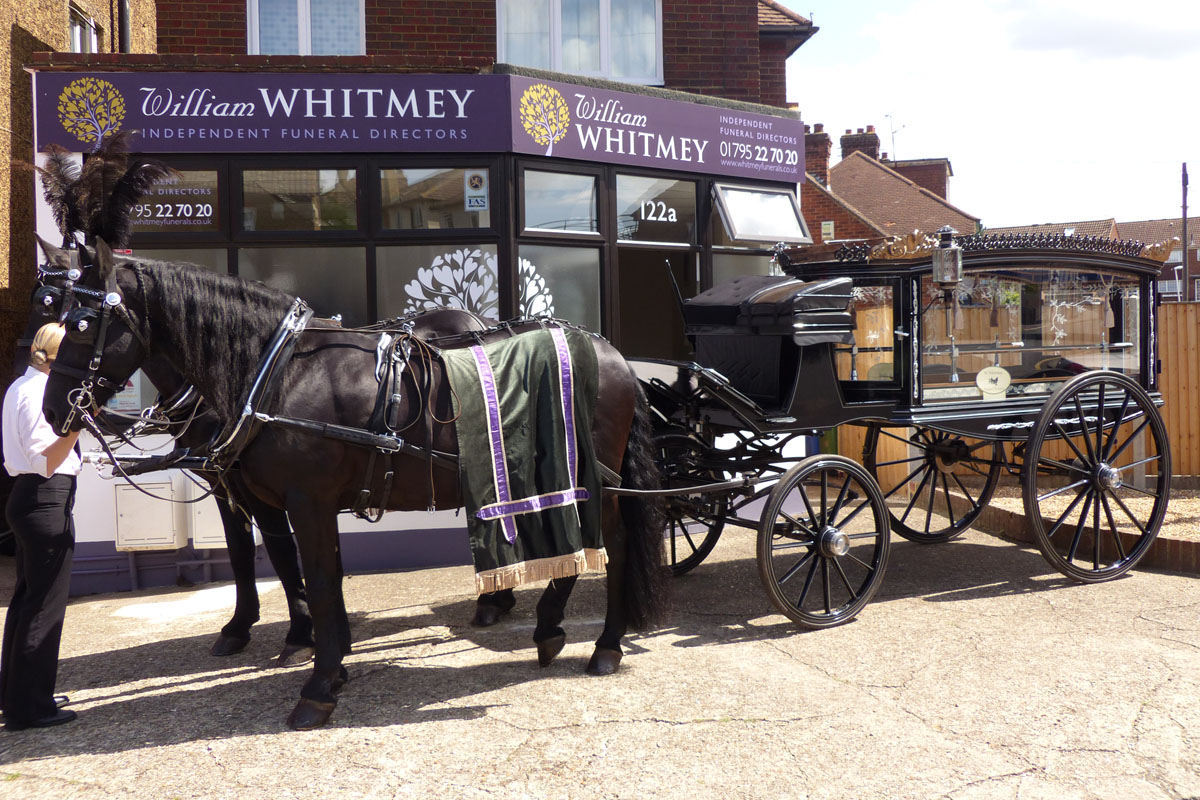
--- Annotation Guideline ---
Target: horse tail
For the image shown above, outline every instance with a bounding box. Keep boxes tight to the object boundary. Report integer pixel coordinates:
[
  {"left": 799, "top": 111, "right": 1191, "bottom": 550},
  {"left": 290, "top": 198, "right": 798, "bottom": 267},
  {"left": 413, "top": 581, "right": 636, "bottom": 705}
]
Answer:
[{"left": 618, "top": 373, "right": 671, "bottom": 631}]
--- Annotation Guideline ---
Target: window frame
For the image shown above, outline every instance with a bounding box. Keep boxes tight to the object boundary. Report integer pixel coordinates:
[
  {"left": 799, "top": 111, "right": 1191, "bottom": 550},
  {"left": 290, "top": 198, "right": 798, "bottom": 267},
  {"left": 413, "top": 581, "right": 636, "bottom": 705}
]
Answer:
[
  {"left": 712, "top": 182, "right": 813, "bottom": 246},
  {"left": 246, "top": 0, "right": 366, "bottom": 55},
  {"left": 68, "top": 5, "right": 99, "bottom": 54},
  {"left": 496, "top": 0, "right": 665, "bottom": 85}
]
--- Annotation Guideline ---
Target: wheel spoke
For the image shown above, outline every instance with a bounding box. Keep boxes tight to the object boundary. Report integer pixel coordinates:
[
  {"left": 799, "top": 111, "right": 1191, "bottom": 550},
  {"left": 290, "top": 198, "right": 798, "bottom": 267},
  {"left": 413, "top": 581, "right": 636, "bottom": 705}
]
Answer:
[
  {"left": 1094, "top": 383, "right": 1106, "bottom": 460},
  {"left": 780, "top": 508, "right": 818, "bottom": 537},
  {"left": 829, "top": 474, "right": 853, "bottom": 522},
  {"left": 1037, "top": 477, "right": 1089, "bottom": 503},
  {"left": 1043, "top": 485, "right": 1089, "bottom": 541},
  {"left": 798, "top": 484, "right": 819, "bottom": 530},
  {"left": 819, "top": 471, "right": 829, "bottom": 525},
  {"left": 1107, "top": 491, "right": 1149, "bottom": 536},
  {"left": 880, "top": 427, "right": 926, "bottom": 448},
  {"left": 1108, "top": 418, "right": 1151, "bottom": 463},
  {"left": 924, "top": 466, "right": 938, "bottom": 533},
  {"left": 834, "top": 497, "right": 873, "bottom": 529},
  {"left": 874, "top": 455, "right": 927, "bottom": 468},
  {"left": 777, "top": 547, "right": 816, "bottom": 585},
  {"left": 1074, "top": 395, "right": 1100, "bottom": 465},
  {"left": 821, "top": 558, "right": 831, "bottom": 614},
  {"left": 880, "top": 463, "right": 927, "bottom": 501},
  {"left": 900, "top": 467, "right": 934, "bottom": 524},
  {"left": 843, "top": 550, "right": 873, "bottom": 571},
  {"left": 1037, "top": 454, "right": 1091, "bottom": 478},
  {"left": 1053, "top": 420, "right": 1092, "bottom": 466},
  {"left": 1120, "top": 483, "right": 1161, "bottom": 499},
  {"left": 1122, "top": 454, "right": 1163, "bottom": 471},
  {"left": 951, "top": 471, "right": 979, "bottom": 510},
  {"left": 1065, "top": 489, "right": 1093, "bottom": 562},
  {"left": 1099, "top": 491, "right": 1128, "bottom": 561},
  {"left": 1102, "top": 390, "right": 1132, "bottom": 461},
  {"left": 940, "top": 472, "right": 957, "bottom": 528},
  {"left": 793, "top": 553, "right": 820, "bottom": 609},
  {"left": 832, "top": 558, "right": 858, "bottom": 600},
  {"left": 1091, "top": 491, "right": 1102, "bottom": 570}
]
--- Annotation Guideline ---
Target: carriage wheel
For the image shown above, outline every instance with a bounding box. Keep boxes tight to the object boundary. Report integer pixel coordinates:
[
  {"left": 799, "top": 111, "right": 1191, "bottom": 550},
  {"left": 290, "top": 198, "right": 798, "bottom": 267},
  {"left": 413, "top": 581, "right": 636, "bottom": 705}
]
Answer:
[
  {"left": 864, "top": 424, "right": 1002, "bottom": 544},
  {"left": 1022, "top": 371, "right": 1170, "bottom": 583},
  {"left": 654, "top": 431, "right": 728, "bottom": 575},
  {"left": 757, "top": 455, "right": 890, "bottom": 628}
]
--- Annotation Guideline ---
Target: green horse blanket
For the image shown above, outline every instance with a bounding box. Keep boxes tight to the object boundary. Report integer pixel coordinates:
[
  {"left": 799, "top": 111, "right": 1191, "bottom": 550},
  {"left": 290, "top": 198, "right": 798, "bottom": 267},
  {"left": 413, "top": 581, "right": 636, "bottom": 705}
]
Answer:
[{"left": 442, "top": 326, "right": 606, "bottom": 594}]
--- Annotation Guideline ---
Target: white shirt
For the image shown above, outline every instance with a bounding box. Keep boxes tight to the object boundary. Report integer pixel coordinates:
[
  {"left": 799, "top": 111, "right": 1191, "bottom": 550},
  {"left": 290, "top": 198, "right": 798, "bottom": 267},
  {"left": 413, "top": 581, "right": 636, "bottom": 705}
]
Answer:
[{"left": 2, "top": 367, "right": 82, "bottom": 478}]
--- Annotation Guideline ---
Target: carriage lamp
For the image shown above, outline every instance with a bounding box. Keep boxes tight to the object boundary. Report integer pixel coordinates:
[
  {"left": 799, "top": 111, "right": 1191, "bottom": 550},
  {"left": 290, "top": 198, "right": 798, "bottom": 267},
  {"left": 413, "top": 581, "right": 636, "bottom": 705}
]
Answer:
[{"left": 932, "top": 226, "right": 963, "bottom": 379}]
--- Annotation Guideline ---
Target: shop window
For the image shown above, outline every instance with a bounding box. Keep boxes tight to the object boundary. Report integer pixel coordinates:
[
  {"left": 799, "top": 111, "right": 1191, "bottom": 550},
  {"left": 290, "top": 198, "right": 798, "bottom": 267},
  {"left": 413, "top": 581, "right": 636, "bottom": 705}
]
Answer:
[
  {"left": 248, "top": 0, "right": 365, "bottom": 55},
  {"left": 239, "top": 247, "right": 368, "bottom": 326},
  {"left": 380, "top": 168, "right": 491, "bottom": 230},
  {"left": 68, "top": 6, "right": 99, "bottom": 53},
  {"left": 130, "top": 171, "right": 221, "bottom": 235},
  {"left": 522, "top": 170, "right": 598, "bottom": 233},
  {"left": 242, "top": 169, "right": 357, "bottom": 231},
  {"left": 615, "top": 175, "right": 696, "bottom": 243},
  {"left": 517, "top": 244, "right": 601, "bottom": 332},
  {"left": 498, "top": 0, "right": 663, "bottom": 84},
  {"left": 132, "top": 248, "right": 228, "bottom": 274},
  {"left": 377, "top": 244, "right": 501, "bottom": 320},
  {"left": 712, "top": 183, "right": 811, "bottom": 246}
]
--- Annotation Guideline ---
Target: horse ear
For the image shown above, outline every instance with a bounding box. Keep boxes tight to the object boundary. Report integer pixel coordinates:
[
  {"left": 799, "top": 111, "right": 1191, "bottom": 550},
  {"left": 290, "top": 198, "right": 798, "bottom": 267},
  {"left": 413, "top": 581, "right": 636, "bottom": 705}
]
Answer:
[
  {"left": 94, "top": 237, "right": 115, "bottom": 279},
  {"left": 35, "top": 233, "right": 65, "bottom": 267}
]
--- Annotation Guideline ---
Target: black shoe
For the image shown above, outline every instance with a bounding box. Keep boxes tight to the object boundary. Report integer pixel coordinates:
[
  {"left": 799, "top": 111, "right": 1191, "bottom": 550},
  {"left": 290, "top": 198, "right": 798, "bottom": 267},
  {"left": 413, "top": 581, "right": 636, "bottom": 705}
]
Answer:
[{"left": 4, "top": 708, "right": 77, "bottom": 731}]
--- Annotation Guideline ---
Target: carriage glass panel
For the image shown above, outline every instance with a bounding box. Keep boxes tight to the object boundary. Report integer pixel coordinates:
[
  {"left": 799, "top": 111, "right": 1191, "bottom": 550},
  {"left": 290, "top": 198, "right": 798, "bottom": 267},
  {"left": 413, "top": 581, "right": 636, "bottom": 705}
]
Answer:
[
  {"left": 129, "top": 171, "right": 220, "bottom": 234},
  {"left": 837, "top": 282, "right": 897, "bottom": 387},
  {"left": 522, "top": 170, "right": 599, "bottom": 233},
  {"left": 239, "top": 246, "right": 368, "bottom": 327},
  {"left": 377, "top": 244, "right": 501, "bottom": 320},
  {"left": 918, "top": 266, "right": 1141, "bottom": 404},
  {"left": 241, "top": 169, "right": 358, "bottom": 231},
  {"left": 380, "top": 168, "right": 491, "bottom": 230},
  {"left": 516, "top": 244, "right": 601, "bottom": 332}
]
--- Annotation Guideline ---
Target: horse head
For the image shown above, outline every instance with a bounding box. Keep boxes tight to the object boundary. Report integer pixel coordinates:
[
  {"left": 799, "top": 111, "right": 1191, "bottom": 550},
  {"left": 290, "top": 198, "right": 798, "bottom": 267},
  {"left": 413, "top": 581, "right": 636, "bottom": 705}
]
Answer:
[{"left": 42, "top": 238, "right": 152, "bottom": 435}]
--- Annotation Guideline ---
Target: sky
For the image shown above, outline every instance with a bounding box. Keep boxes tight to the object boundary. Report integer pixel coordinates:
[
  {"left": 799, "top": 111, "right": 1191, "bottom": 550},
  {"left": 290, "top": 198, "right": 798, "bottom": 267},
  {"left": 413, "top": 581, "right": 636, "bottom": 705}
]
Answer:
[{"left": 776, "top": 0, "right": 1198, "bottom": 228}]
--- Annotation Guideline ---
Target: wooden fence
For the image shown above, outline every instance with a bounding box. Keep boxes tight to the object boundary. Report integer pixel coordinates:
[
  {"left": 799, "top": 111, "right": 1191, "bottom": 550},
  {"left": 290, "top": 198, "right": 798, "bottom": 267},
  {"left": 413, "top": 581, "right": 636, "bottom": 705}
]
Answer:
[{"left": 1159, "top": 301, "right": 1200, "bottom": 477}]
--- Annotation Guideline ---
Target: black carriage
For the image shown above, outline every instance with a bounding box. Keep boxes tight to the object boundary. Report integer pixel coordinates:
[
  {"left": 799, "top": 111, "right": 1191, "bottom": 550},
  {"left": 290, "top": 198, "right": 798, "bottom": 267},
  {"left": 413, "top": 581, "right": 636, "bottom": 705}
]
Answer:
[{"left": 630, "top": 229, "right": 1173, "bottom": 628}]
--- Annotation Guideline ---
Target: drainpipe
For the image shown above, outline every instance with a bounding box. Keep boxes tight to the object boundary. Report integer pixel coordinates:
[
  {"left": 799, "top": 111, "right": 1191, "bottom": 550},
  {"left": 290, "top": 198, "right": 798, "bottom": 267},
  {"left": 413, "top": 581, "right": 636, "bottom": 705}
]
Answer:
[{"left": 118, "top": 0, "right": 132, "bottom": 53}]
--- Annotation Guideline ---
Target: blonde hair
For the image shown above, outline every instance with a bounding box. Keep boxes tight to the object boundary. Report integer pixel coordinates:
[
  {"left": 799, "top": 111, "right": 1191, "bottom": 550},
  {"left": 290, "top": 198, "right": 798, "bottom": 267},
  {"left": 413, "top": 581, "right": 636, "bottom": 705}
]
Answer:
[{"left": 30, "top": 322, "right": 66, "bottom": 368}]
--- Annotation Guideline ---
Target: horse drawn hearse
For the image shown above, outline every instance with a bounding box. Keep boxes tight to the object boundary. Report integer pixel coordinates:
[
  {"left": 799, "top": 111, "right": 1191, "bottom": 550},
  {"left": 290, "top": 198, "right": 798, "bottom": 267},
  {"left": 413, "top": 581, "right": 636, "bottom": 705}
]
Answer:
[
  {"left": 26, "top": 139, "right": 1173, "bottom": 728},
  {"left": 634, "top": 227, "right": 1172, "bottom": 627}
]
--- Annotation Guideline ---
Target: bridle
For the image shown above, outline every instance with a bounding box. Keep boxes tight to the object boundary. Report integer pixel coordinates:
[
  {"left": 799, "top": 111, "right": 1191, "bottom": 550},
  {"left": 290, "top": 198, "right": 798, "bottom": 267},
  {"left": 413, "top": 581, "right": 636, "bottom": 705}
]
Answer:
[{"left": 48, "top": 257, "right": 153, "bottom": 437}]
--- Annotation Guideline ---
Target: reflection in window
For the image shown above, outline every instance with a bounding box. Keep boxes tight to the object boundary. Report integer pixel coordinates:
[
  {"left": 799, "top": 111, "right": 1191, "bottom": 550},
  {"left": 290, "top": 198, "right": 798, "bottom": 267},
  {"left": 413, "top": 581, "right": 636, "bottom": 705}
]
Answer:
[
  {"left": 239, "top": 247, "right": 367, "bottom": 326},
  {"left": 523, "top": 170, "right": 598, "bottom": 232},
  {"left": 133, "top": 249, "right": 228, "bottom": 274},
  {"left": 242, "top": 169, "right": 357, "bottom": 231},
  {"left": 713, "top": 183, "right": 810, "bottom": 245},
  {"left": 377, "top": 244, "right": 500, "bottom": 320},
  {"left": 517, "top": 244, "right": 601, "bottom": 332},
  {"left": 919, "top": 268, "right": 1140, "bottom": 403},
  {"left": 616, "top": 175, "right": 696, "bottom": 243},
  {"left": 131, "top": 171, "right": 220, "bottom": 234},
  {"left": 712, "top": 252, "right": 775, "bottom": 285},
  {"left": 499, "top": 0, "right": 662, "bottom": 83},
  {"left": 837, "top": 285, "right": 895, "bottom": 382},
  {"left": 251, "top": 0, "right": 364, "bottom": 55},
  {"left": 380, "top": 168, "right": 491, "bottom": 230}
]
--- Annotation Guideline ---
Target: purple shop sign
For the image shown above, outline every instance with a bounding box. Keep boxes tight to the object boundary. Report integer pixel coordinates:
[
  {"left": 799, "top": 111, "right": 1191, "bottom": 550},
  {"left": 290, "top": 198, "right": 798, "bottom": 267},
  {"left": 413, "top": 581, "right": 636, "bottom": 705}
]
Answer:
[
  {"left": 33, "top": 70, "right": 805, "bottom": 183},
  {"left": 508, "top": 75, "right": 805, "bottom": 183},
  {"left": 33, "top": 72, "right": 513, "bottom": 154}
]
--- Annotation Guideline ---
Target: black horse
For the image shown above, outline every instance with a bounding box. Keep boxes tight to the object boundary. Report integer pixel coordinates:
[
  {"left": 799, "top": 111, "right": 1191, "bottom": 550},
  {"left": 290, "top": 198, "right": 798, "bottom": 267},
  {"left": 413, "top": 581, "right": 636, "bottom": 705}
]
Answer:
[{"left": 42, "top": 239, "right": 669, "bottom": 729}]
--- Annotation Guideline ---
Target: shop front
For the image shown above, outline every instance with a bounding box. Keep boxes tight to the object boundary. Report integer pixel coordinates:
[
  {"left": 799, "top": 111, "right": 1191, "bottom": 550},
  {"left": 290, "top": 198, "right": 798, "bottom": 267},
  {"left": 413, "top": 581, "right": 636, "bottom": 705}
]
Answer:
[{"left": 30, "top": 65, "right": 810, "bottom": 592}]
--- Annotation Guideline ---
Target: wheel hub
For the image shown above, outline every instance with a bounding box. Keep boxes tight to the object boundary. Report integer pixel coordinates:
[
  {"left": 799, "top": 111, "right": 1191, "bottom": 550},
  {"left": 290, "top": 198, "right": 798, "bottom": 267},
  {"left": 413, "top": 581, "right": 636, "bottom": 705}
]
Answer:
[
  {"left": 930, "top": 438, "right": 969, "bottom": 474},
  {"left": 1096, "top": 463, "right": 1122, "bottom": 490},
  {"left": 818, "top": 525, "right": 850, "bottom": 557}
]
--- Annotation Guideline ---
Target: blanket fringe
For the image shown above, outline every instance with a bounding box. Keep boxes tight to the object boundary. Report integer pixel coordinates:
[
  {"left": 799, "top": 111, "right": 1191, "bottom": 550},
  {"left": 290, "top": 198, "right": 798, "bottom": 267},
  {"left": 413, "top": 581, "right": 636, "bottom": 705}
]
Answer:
[{"left": 474, "top": 548, "right": 608, "bottom": 594}]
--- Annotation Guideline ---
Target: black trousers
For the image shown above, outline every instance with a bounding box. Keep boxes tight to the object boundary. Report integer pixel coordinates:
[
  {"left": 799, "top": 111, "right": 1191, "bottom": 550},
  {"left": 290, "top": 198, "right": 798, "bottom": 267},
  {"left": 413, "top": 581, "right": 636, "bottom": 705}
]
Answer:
[{"left": 1, "top": 473, "right": 75, "bottom": 724}]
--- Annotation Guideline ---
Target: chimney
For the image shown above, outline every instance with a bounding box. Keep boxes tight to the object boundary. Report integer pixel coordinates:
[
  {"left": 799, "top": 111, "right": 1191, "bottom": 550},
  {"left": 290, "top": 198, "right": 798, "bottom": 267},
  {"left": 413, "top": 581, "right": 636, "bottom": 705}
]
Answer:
[
  {"left": 841, "top": 125, "right": 880, "bottom": 161},
  {"left": 804, "top": 123, "right": 831, "bottom": 187}
]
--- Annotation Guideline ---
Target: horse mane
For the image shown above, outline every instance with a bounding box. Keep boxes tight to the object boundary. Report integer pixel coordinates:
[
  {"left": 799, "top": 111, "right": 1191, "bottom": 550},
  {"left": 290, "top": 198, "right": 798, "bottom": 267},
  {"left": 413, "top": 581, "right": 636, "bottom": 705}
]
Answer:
[{"left": 133, "top": 256, "right": 297, "bottom": 424}]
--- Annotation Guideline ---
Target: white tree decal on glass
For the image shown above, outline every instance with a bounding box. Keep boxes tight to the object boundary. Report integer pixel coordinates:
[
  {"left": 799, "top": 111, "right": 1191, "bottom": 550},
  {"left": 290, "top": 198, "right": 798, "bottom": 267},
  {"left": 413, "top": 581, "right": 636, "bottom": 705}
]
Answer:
[
  {"left": 517, "top": 258, "right": 555, "bottom": 317},
  {"left": 403, "top": 249, "right": 500, "bottom": 317},
  {"left": 401, "top": 250, "right": 557, "bottom": 319}
]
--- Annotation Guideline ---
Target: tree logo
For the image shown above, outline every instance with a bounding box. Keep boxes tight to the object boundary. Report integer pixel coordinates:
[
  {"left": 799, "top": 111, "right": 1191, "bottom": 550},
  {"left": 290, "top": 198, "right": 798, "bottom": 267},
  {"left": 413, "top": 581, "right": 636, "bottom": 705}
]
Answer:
[
  {"left": 57, "top": 77, "right": 126, "bottom": 149},
  {"left": 518, "top": 84, "right": 570, "bottom": 156}
]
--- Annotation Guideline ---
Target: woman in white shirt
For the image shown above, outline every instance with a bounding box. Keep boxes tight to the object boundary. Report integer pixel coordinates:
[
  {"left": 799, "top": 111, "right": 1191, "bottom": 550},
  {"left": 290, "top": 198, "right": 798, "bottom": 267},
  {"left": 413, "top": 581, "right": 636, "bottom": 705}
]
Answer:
[{"left": 0, "top": 322, "right": 81, "bottom": 731}]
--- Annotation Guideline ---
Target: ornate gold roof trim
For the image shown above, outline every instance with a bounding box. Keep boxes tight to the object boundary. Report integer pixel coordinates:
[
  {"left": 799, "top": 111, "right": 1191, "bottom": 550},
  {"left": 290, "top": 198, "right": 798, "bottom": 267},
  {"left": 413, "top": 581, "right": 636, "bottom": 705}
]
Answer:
[{"left": 1140, "top": 237, "right": 1179, "bottom": 263}]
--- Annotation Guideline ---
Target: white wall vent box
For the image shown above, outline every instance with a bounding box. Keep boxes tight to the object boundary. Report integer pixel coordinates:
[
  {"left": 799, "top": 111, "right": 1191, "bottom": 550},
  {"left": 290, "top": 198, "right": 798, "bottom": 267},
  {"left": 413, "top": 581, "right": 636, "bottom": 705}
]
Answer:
[{"left": 114, "top": 482, "right": 183, "bottom": 551}]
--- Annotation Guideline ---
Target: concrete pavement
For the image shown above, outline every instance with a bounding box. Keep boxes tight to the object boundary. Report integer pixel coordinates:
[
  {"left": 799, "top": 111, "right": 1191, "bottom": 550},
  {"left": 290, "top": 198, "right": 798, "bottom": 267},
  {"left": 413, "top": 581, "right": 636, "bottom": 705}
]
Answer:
[{"left": 0, "top": 525, "right": 1198, "bottom": 799}]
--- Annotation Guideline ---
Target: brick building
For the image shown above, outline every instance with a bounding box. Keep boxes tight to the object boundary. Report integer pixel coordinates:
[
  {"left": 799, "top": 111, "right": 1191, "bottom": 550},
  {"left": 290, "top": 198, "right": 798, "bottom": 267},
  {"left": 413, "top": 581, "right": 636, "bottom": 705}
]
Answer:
[{"left": 11, "top": 0, "right": 821, "bottom": 590}]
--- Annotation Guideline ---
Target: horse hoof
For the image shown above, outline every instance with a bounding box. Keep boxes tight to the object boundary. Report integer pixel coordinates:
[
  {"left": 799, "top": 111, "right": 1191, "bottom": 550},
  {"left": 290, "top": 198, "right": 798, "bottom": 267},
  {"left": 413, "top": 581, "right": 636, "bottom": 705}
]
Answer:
[
  {"left": 536, "top": 633, "right": 566, "bottom": 667},
  {"left": 210, "top": 634, "right": 250, "bottom": 657},
  {"left": 470, "top": 604, "right": 509, "bottom": 627},
  {"left": 585, "top": 647, "right": 622, "bottom": 676},
  {"left": 276, "top": 644, "right": 315, "bottom": 668},
  {"left": 287, "top": 698, "right": 336, "bottom": 731}
]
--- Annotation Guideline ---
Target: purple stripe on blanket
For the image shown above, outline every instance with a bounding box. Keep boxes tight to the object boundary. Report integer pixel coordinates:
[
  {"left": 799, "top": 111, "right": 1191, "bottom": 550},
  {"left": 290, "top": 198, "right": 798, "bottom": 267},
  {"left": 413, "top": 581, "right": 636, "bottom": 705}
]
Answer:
[
  {"left": 550, "top": 327, "right": 578, "bottom": 485},
  {"left": 469, "top": 344, "right": 518, "bottom": 544},
  {"left": 477, "top": 488, "right": 592, "bottom": 520}
]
